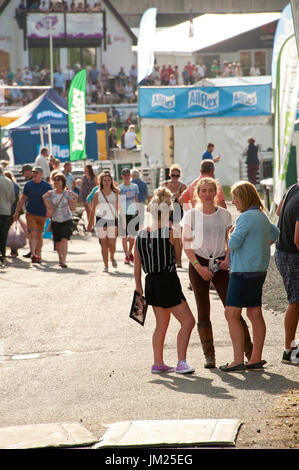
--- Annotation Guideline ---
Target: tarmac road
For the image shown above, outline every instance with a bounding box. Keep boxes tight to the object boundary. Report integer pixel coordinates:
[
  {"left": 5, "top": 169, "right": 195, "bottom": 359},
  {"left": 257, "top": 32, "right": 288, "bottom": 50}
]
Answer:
[{"left": 0, "top": 219, "right": 298, "bottom": 449}]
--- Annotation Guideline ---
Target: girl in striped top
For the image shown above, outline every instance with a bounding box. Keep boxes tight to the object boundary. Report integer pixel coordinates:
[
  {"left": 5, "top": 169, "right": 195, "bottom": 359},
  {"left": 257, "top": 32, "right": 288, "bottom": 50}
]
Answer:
[{"left": 134, "top": 187, "right": 195, "bottom": 375}]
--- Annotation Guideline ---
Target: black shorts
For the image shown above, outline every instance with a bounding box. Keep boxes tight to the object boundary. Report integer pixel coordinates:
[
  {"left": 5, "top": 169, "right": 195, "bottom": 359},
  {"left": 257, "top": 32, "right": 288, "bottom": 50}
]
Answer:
[
  {"left": 51, "top": 219, "right": 73, "bottom": 242},
  {"left": 145, "top": 271, "right": 186, "bottom": 308},
  {"left": 119, "top": 213, "right": 139, "bottom": 237}
]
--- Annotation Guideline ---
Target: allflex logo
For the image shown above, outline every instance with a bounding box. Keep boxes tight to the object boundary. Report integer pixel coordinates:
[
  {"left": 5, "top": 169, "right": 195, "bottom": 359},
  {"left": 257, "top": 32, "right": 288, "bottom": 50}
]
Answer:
[
  {"left": 233, "top": 91, "right": 257, "bottom": 107},
  {"left": 152, "top": 94, "right": 175, "bottom": 109},
  {"left": 188, "top": 90, "right": 219, "bottom": 109}
]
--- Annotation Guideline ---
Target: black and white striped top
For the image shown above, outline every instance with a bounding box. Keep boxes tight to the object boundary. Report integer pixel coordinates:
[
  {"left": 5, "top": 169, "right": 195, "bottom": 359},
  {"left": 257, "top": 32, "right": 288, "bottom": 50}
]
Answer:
[{"left": 136, "top": 227, "right": 176, "bottom": 274}]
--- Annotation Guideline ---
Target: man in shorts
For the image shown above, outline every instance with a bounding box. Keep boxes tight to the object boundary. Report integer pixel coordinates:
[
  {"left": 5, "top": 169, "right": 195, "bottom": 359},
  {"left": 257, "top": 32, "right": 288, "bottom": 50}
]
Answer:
[
  {"left": 13, "top": 166, "right": 52, "bottom": 263},
  {"left": 119, "top": 167, "right": 139, "bottom": 264},
  {"left": 275, "top": 183, "right": 299, "bottom": 365}
]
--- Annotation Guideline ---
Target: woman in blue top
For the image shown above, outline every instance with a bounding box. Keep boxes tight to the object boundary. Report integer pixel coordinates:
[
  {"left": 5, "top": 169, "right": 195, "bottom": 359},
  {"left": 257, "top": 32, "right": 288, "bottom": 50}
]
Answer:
[{"left": 220, "top": 181, "right": 279, "bottom": 372}]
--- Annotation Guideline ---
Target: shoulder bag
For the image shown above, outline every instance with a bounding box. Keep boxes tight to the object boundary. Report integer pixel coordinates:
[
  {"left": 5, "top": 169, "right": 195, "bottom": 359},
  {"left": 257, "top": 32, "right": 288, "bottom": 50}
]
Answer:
[{"left": 46, "top": 190, "right": 66, "bottom": 232}]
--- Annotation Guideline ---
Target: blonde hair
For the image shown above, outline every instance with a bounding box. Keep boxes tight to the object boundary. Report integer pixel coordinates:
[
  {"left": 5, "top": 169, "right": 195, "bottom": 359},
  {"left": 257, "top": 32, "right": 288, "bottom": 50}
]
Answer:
[
  {"left": 149, "top": 186, "right": 173, "bottom": 220},
  {"left": 194, "top": 177, "right": 218, "bottom": 204},
  {"left": 231, "top": 180, "right": 264, "bottom": 212},
  {"left": 169, "top": 163, "right": 181, "bottom": 175}
]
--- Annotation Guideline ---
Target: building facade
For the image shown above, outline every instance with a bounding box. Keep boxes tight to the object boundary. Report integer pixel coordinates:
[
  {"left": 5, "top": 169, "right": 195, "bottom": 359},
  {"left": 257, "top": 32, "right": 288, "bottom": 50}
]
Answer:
[{"left": 0, "top": 0, "right": 136, "bottom": 76}]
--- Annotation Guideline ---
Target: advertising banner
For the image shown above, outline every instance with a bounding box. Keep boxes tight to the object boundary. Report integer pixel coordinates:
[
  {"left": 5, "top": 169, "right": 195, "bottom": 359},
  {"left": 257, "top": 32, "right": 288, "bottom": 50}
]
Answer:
[
  {"left": 66, "top": 14, "right": 103, "bottom": 39},
  {"left": 27, "top": 13, "right": 103, "bottom": 39},
  {"left": 271, "top": 3, "right": 294, "bottom": 93},
  {"left": 273, "top": 34, "right": 299, "bottom": 205},
  {"left": 27, "top": 14, "right": 64, "bottom": 38},
  {"left": 138, "top": 84, "right": 271, "bottom": 119},
  {"left": 11, "top": 123, "right": 98, "bottom": 165},
  {"left": 68, "top": 70, "right": 87, "bottom": 162}
]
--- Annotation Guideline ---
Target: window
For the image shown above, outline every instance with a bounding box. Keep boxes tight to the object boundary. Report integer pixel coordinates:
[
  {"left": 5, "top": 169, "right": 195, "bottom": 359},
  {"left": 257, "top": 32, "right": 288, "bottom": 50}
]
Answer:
[
  {"left": 30, "top": 47, "right": 59, "bottom": 70},
  {"left": 67, "top": 47, "right": 96, "bottom": 68},
  {"left": 240, "top": 50, "right": 266, "bottom": 76}
]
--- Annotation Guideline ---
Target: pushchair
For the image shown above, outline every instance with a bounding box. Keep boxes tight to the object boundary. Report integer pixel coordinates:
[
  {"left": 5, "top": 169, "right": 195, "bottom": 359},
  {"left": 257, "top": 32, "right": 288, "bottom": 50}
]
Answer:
[{"left": 71, "top": 208, "right": 87, "bottom": 235}]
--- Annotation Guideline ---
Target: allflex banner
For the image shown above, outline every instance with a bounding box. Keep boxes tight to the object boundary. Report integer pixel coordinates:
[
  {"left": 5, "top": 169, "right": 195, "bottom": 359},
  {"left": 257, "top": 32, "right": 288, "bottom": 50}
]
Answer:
[{"left": 138, "top": 84, "right": 271, "bottom": 119}]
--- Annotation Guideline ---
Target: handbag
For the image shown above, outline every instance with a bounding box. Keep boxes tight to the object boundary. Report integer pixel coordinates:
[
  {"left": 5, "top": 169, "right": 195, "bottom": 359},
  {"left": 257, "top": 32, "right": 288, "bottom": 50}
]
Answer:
[
  {"left": 100, "top": 190, "right": 118, "bottom": 227},
  {"left": 46, "top": 191, "right": 66, "bottom": 232},
  {"left": 6, "top": 221, "right": 27, "bottom": 250}
]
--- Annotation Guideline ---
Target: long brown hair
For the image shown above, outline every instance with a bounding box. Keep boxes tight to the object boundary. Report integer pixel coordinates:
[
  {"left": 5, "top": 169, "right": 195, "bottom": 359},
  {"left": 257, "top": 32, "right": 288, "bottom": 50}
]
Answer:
[
  {"left": 85, "top": 164, "right": 96, "bottom": 179},
  {"left": 98, "top": 171, "right": 118, "bottom": 192},
  {"left": 231, "top": 181, "right": 264, "bottom": 212}
]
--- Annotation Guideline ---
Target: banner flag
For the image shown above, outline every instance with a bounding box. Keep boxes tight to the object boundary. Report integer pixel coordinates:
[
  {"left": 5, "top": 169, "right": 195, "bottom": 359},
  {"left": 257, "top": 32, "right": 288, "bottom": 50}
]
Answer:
[
  {"left": 137, "top": 8, "right": 157, "bottom": 83},
  {"left": 271, "top": 3, "right": 294, "bottom": 94},
  {"left": 68, "top": 69, "right": 87, "bottom": 162},
  {"left": 291, "top": 0, "right": 299, "bottom": 55},
  {"left": 273, "top": 34, "right": 299, "bottom": 205}
]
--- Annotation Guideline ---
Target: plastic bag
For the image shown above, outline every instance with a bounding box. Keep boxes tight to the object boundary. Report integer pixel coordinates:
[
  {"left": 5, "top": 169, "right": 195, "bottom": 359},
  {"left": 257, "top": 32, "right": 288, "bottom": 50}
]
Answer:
[{"left": 6, "top": 221, "right": 27, "bottom": 250}]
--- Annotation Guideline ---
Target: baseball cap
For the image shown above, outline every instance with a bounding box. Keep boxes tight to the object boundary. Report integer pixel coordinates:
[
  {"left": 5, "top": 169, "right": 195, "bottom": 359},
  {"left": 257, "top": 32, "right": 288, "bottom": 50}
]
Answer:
[
  {"left": 22, "top": 164, "right": 33, "bottom": 173},
  {"left": 32, "top": 166, "right": 43, "bottom": 173},
  {"left": 121, "top": 167, "right": 131, "bottom": 176}
]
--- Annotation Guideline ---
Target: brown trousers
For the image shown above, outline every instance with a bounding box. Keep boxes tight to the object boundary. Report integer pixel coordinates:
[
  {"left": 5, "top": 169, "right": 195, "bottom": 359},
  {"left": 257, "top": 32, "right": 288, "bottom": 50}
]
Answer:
[{"left": 188, "top": 255, "right": 229, "bottom": 323}]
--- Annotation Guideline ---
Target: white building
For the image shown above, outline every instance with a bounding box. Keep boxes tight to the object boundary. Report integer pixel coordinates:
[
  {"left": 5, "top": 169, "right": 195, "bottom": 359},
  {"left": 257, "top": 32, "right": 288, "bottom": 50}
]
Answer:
[{"left": 0, "top": 0, "right": 137, "bottom": 76}]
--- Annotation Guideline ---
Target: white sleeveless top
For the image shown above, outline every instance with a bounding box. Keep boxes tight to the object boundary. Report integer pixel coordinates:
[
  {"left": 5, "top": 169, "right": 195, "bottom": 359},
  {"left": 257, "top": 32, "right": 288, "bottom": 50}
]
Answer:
[{"left": 95, "top": 190, "right": 117, "bottom": 220}]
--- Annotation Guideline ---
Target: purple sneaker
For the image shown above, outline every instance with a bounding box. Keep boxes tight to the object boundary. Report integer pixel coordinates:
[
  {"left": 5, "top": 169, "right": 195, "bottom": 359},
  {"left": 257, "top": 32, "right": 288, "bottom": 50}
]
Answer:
[
  {"left": 151, "top": 363, "right": 175, "bottom": 374},
  {"left": 175, "top": 360, "right": 195, "bottom": 374}
]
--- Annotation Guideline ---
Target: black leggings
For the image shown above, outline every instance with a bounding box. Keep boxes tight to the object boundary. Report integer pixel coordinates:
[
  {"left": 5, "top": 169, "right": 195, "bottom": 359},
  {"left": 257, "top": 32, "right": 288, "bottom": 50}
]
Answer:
[{"left": 188, "top": 255, "right": 229, "bottom": 324}]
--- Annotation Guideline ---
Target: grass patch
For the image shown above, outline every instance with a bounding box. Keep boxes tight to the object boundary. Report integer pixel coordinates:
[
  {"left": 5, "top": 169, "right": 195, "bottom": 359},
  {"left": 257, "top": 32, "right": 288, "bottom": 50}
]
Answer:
[{"left": 223, "top": 186, "right": 232, "bottom": 201}]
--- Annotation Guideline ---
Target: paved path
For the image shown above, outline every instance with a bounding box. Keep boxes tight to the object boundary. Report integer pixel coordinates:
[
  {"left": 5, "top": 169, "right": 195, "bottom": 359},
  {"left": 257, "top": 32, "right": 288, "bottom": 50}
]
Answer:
[{"left": 0, "top": 217, "right": 298, "bottom": 449}]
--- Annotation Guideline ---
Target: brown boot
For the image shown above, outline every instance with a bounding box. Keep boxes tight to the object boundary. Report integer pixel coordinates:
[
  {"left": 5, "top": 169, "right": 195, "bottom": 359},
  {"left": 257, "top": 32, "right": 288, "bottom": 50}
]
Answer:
[
  {"left": 197, "top": 321, "right": 216, "bottom": 368},
  {"left": 240, "top": 316, "right": 253, "bottom": 361}
]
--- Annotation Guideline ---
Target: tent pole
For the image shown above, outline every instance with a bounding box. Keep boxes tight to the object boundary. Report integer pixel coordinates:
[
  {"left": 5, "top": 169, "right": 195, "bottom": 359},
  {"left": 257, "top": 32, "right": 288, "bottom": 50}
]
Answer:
[{"left": 49, "top": 19, "right": 54, "bottom": 88}]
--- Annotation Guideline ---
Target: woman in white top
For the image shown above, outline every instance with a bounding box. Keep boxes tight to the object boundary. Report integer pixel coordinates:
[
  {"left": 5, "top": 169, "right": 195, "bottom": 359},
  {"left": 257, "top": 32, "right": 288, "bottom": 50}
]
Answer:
[
  {"left": 88, "top": 172, "right": 120, "bottom": 272},
  {"left": 43, "top": 173, "right": 77, "bottom": 268},
  {"left": 124, "top": 125, "right": 141, "bottom": 150},
  {"left": 181, "top": 178, "right": 253, "bottom": 368}
]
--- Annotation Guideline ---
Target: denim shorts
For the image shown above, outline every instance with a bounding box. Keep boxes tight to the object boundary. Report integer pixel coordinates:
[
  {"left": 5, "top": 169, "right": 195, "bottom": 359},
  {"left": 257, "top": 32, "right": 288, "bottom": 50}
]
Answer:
[
  {"left": 226, "top": 272, "right": 266, "bottom": 308},
  {"left": 275, "top": 250, "right": 299, "bottom": 304}
]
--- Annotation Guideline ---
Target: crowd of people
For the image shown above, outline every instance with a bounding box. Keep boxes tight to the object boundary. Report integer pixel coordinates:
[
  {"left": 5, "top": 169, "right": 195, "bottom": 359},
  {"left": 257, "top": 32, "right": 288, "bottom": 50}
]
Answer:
[
  {"left": 140, "top": 59, "right": 262, "bottom": 86},
  {"left": 17, "top": 0, "right": 104, "bottom": 13},
  {"left": 0, "top": 62, "right": 138, "bottom": 106},
  {"left": 0, "top": 54, "right": 263, "bottom": 108},
  {"left": 0, "top": 142, "right": 298, "bottom": 375}
]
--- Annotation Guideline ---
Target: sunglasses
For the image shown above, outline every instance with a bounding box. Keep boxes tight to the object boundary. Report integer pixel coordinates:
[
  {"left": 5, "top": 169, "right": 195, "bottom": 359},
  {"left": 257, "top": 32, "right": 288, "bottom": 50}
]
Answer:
[{"left": 171, "top": 173, "right": 180, "bottom": 178}]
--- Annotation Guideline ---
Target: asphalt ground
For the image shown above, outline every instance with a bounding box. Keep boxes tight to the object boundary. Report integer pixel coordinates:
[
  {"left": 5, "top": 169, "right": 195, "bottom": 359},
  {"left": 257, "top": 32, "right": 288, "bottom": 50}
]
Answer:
[{"left": 0, "top": 207, "right": 298, "bottom": 452}]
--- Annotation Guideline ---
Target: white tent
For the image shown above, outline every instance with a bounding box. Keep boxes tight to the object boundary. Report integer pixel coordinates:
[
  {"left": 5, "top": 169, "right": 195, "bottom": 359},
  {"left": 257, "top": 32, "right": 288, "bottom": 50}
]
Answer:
[
  {"left": 140, "top": 76, "right": 273, "bottom": 186},
  {"left": 149, "top": 13, "right": 281, "bottom": 55},
  {"left": 141, "top": 115, "right": 272, "bottom": 187},
  {"left": 194, "top": 76, "right": 272, "bottom": 87}
]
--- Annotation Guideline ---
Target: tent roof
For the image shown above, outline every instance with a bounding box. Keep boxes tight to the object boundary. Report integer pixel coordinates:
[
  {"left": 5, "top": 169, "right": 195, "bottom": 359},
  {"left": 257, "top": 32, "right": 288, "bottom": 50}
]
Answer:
[
  {"left": 150, "top": 12, "right": 281, "bottom": 54},
  {"left": 194, "top": 75, "right": 272, "bottom": 87},
  {"left": 3, "top": 88, "right": 67, "bottom": 118},
  {"left": 4, "top": 88, "right": 94, "bottom": 130}
]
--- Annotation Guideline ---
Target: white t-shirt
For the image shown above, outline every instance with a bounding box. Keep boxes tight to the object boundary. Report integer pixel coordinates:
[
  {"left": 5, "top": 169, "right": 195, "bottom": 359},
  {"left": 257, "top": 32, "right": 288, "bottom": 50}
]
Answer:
[
  {"left": 180, "top": 206, "right": 232, "bottom": 259},
  {"left": 95, "top": 190, "right": 117, "bottom": 220},
  {"left": 35, "top": 154, "right": 50, "bottom": 179},
  {"left": 124, "top": 131, "right": 137, "bottom": 149}
]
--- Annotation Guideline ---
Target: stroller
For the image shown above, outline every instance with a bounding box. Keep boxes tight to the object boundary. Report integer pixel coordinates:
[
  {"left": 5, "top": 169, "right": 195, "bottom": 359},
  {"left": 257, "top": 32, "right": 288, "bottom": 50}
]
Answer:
[{"left": 71, "top": 208, "right": 87, "bottom": 235}]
